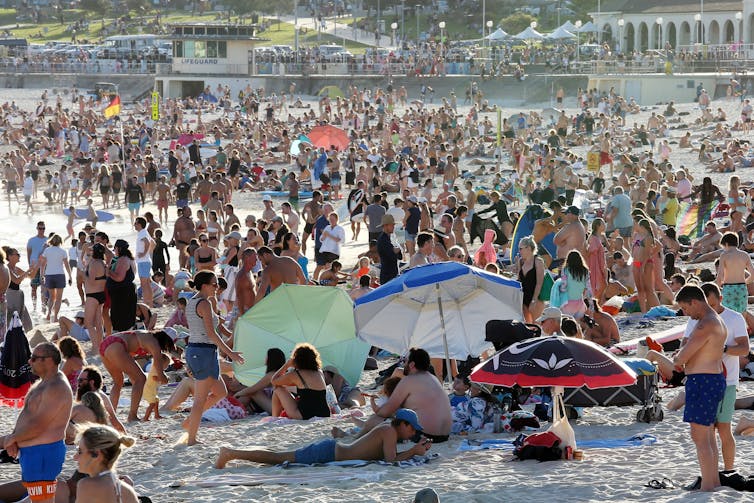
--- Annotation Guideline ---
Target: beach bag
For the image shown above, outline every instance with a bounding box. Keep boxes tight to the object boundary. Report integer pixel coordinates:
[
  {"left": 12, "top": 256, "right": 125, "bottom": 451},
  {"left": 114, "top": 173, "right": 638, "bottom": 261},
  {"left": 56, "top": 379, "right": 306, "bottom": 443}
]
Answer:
[
  {"left": 538, "top": 271, "right": 555, "bottom": 302},
  {"left": 513, "top": 431, "right": 562, "bottom": 461},
  {"left": 547, "top": 393, "right": 577, "bottom": 456}
]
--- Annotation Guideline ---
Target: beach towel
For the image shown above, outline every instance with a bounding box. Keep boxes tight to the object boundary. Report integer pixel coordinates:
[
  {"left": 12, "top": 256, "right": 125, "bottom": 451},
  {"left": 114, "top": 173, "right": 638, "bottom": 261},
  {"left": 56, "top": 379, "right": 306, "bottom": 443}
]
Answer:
[
  {"left": 457, "top": 434, "right": 658, "bottom": 452},
  {"left": 194, "top": 471, "right": 385, "bottom": 487},
  {"left": 280, "top": 452, "right": 439, "bottom": 469}
]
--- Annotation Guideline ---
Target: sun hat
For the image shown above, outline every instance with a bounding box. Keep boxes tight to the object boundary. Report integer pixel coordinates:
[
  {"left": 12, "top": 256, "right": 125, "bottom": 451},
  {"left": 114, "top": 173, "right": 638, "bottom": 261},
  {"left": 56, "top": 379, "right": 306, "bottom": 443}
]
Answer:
[
  {"left": 395, "top": 408, "right": 423, "bottom": 432},
  {"left": 379, "top": 214, "right": 396, "bottom": 227},
  {"left": 536, "top": 306, "right": 563, "bottom": 323}
]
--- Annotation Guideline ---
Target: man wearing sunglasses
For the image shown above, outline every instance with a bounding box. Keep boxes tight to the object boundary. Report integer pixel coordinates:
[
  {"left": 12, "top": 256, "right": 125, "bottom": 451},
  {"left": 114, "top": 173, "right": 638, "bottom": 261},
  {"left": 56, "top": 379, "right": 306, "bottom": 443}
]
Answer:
[{"left": 0, "top": 342, "right": 72, "bottom": 503}]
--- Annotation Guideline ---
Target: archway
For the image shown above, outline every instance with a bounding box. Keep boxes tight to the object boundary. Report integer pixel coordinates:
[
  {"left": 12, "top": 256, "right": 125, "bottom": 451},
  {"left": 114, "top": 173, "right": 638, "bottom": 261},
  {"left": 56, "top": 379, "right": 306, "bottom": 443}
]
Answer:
[
  {"left": 679, "top": 21, "right": 691, "bottom": 46},
  {"left": 625, "top": 23, "right": 635, "bottom": 52},
  {"left": 639, "top": 22, "right": 649, "bottom": 51},
  {"left": 602, "top": 23, "right": 613, "bottom": 44},
  {"left": 724, "top": 19, "right": 735, "bottom": 42},
  {"left": 666, "top": 22, "right": 677, "bottom": 48},
  {"left": 749, "top": 14, "right": 754, "bottom": 43},
  {"left": 709, "top": 20, "right": 720, "bottom": 44}
]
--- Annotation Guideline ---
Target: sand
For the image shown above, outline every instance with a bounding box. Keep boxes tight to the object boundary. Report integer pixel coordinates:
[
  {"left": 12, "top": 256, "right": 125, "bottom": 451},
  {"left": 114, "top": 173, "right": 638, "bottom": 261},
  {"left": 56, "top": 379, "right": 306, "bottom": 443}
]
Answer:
[{"left": 0, "top": 87, "right": 753, "bottom": 502}]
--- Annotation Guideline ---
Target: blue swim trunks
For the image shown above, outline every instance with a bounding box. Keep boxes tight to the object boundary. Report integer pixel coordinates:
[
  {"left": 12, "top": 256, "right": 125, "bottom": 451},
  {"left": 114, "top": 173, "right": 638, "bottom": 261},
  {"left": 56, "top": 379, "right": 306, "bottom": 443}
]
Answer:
[
  {"left": 684, "top": 373, "right": 726, "bottom": 426},
  {"left": 294, "top": 439, "right": 337, "bottom": 464},
  {"left": 19, "top": 440, "right": 66, "bottom": 501}
]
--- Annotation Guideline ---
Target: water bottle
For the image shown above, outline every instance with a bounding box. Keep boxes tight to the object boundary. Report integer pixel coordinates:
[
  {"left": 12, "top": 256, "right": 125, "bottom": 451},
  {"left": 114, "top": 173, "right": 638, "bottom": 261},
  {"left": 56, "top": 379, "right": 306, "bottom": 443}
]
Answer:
[{"left": 493, "top": 405, "right": 502, "bottom": 433}]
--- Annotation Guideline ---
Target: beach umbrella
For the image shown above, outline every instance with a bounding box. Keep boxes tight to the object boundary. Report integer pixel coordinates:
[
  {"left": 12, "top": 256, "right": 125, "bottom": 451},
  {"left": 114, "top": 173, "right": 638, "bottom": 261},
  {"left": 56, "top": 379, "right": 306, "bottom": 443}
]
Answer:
[
  {"left": 513, "top": 26, "right": 544, "bottom": 41},
  {"left": 290, "top": 134, "right": 313, "bottom": 156},
  {"left": 318, "top": 85, "right": 345, "bottom": 99},
  {"left": 354, "top": 262, "right": 523, "bottom": 371},
  {"left": 233, "top": 285, "right": 369, "bottom": 387},
  {"left": 307, "top": 125, "right": 350, "bottom": 151},
  {"left": 577, "top": 21, "right": 599, "bottom": 33},
  {"left": 485, "top": 27, "right": 508, "bottom": 41},
  {"left": 560, "top": 21, "right": 577, "bottom": 33},
  {"left": 547, "top": 26, "right": 576, "bottom": 40},
  {"left": 470, "top": 336, "right": 637, "bottom": 389},
  {"left": 0, "top": 313, "right": 34, "bottom": 408}
]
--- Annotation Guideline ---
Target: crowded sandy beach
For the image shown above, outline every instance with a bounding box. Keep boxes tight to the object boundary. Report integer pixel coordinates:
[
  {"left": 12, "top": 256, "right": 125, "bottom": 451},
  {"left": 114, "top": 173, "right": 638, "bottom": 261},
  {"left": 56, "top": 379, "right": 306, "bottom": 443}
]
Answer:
[{"left": 0, "top": 69, "right": 753, "bottom": 503}]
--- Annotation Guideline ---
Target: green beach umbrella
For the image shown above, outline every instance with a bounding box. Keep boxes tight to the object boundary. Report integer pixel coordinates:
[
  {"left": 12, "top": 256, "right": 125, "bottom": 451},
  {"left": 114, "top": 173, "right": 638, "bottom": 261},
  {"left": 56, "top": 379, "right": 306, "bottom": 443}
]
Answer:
[
  {"left": 233, "top": 284, "right": 369, "bottom": 387},
  {"left": 318, "top": 85, "right": 345, "bottom": 98}
]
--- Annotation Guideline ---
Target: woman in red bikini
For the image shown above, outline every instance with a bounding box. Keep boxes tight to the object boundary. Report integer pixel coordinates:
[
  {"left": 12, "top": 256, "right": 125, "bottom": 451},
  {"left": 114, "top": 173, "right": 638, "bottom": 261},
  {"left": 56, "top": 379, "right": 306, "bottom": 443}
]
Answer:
[{"left": 99, "top": 330, "right": 175, "bottom": 422}]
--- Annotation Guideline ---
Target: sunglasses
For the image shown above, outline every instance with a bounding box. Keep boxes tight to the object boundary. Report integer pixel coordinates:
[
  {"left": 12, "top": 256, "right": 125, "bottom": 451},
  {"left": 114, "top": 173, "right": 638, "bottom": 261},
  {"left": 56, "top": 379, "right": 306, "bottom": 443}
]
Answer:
[{"left": 30, "top": 355, "right": 50, "bottom": 362}]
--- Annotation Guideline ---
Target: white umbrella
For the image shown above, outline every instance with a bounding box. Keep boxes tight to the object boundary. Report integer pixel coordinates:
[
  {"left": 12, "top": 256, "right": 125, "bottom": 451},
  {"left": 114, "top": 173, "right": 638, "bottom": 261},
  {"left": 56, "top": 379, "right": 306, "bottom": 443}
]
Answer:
[
  {"left": 354, "top": 262, "right": 523, "bottom": 367},
  {"left": 560, "top": 21, "right": 577, "bottom": 32},
  {"left": 485, "top": 27, "right": 509, "bottom": 41},
  {"left": 578, "top": 21, "right": 599, "bottom": 33},
  {"left": 513, "top": 26, "right": 545, "bottom": 40},
  {"left": 547, "top": 26, "right": 577, "bottom": 40}
]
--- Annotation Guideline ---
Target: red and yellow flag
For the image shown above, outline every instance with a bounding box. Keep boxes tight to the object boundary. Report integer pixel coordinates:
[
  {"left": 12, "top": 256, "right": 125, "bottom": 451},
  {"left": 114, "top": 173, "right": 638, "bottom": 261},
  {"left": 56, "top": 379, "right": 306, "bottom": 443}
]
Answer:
[{"left": 103, "top": 95, "right": 121, "bottom": 118}]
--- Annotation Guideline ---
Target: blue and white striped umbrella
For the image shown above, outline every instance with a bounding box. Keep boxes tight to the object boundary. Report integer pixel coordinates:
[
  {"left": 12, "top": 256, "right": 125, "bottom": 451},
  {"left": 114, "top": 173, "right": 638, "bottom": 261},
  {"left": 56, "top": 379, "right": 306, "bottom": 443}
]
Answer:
[{"left": 354, "top": 262, "right": 523, "bottom": 361}]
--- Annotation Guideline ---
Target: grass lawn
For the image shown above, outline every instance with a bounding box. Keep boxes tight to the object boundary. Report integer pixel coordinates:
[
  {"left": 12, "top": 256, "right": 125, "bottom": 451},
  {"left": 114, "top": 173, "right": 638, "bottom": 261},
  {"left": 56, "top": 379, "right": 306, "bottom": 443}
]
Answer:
[{"left": 259, "top": 18, "right": 370, "bottom": 54}]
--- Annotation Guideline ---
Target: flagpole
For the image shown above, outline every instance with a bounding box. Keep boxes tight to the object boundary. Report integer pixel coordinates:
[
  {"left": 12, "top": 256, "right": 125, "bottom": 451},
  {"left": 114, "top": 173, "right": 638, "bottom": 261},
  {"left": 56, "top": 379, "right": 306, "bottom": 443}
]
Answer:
[{"left": 117, "top": 83, "right": 124, "bottom": 160}]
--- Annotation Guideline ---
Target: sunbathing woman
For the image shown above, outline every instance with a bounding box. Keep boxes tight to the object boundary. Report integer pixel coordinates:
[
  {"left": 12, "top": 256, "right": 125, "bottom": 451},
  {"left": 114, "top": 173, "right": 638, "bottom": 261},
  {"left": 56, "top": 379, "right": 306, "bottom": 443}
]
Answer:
[{"left": 271, "top": 343, "right": 331, "bottom": 419}]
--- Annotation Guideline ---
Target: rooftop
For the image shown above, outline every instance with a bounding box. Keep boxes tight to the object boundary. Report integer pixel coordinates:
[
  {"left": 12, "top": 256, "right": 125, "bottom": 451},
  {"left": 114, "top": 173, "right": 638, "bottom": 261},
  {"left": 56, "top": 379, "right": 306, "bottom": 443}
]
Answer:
[
  {"left": 598, "top": 0, "right": 742, "bottom": 15},
  {"left": 166, "top": 23, "right": 266, "bottom": 41}
]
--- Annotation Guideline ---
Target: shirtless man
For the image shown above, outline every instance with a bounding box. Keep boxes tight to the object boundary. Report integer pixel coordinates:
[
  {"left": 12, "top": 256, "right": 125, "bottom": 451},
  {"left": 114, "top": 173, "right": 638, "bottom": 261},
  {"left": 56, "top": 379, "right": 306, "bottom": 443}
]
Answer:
[
  {"left": 194, "top": 174, "right": 212, "bottom": 208},
  {"left": 261, "top": 195, "right": 277, "bottom": 221},
  {"left": 204, "top": 191, "right": 224, "bottom": 222},
  {"left": 0, "top": 343, "right": 73, "bottom": 503},
  {"left": 690, "top": 221, "right": 722, "bottom": 259},
  {"left": 337, "top": 348, "right": 452, "bottom": 442},
  {"left": 553, "top": 205, "right": 586, "bottom": 267},
  {"left": 171, "top": 206, "right": 196, "bottom": 269},
  {"left": 600, "top": 132, "right": 613, "bottom": 175},
  {"left": 153, "top": 176, "right": 172, "bottom": 224},
  {"left": 223, "top": 204, "right": 240, "bottom": 235},
  {"left": 215, "top": 408, "right": 430, "bottom": 468},
  {"left": 715, "top": 232, "right": 754, "bottom": 315},
  {"left": 673, "top": 285, "right": 727, "bottom": 492},
  {"left": 235, "top": 248, "right": 258, "bottom": 316},
  {"left": 69, "top": 365, "right": 126, "bottom": 438},
  {"left": 464, "top": 180, "right": 477, "bottom": 233},
  {"left": 301, "top": 191, "right": 323, "bottom": 254},
  {"left": 281, "top": 202, "right": 300, "bottom": 234},
  {"left": 254, "top": 246, "right": 306, "bottom": 302}
]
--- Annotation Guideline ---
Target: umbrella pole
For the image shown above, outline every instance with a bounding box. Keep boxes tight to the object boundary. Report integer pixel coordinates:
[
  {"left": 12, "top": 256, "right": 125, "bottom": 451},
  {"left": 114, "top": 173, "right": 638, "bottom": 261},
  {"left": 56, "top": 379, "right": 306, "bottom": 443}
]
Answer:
[{"left": 436, "top": 284, "right": 452, "bottom": 382}]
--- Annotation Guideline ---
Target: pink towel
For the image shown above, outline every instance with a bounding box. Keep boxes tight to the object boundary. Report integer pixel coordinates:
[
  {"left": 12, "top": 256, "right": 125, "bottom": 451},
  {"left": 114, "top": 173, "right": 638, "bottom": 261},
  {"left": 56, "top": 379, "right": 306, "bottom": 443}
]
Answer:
[{"left": 475, "top": 229, "right": 497, "bottom": 266}]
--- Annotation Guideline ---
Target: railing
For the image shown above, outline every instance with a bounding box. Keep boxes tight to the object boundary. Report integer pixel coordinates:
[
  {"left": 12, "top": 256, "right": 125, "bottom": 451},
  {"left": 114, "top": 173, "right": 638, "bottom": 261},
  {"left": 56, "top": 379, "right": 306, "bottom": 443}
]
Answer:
[{"left": 0, "top": 59, "right": 157, "bottom": 74}]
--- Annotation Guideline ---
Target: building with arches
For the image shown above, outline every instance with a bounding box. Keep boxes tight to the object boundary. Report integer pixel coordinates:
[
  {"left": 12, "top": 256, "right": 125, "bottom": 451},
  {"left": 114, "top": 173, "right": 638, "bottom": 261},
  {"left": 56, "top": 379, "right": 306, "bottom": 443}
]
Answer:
[{"left": 593, "top": 0, "right": 753, "bottom": 52}]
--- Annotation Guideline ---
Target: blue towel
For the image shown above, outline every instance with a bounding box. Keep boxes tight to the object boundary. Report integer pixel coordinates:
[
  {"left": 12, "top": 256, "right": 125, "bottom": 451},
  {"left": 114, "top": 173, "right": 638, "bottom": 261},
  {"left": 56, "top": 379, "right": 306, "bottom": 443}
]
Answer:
[
  {"left": 643, "top": 306, "right": 678, "bottom": 318},
  {"left": 457, "top": 434, "right": 658, "bottom": 452}
]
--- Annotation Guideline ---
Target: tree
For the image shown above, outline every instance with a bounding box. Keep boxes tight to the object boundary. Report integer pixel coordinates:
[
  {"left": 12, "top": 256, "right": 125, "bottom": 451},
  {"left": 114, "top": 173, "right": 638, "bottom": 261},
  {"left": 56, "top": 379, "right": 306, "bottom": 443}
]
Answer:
[
  {"left": 499, "top": 12, "right": 536, "bottom": 35},
  {"left": 226, "top": 0, "right": 293, "bottom": 16},
  {"left": 126, "top": 0, "right": 150, "bottom": 13},
  {"left": 80, "top": 0, "right": 109, "bottom": 16}
]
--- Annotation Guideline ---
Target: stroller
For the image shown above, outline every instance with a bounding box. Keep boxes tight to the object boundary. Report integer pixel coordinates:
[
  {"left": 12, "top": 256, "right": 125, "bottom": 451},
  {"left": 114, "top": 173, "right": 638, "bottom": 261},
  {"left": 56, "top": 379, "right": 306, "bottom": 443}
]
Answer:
[{"left": 563, "top": 358, "right": 664, "bottom": 423}]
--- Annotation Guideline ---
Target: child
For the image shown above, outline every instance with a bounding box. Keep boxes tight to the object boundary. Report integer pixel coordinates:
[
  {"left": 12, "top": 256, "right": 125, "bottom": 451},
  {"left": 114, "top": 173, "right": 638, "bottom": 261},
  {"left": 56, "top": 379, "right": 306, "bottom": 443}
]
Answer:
[
  {"left": 86, "top": 198, "right": 98, "bottom": 227},
  {"left": 449, "top": 375, "right": 471, "bottom": 407},
  {"left": 70, "top": 171, "right": 79, "bottom": 203},
  {"left": 68, "top": 239, "right": 78, "bottom": 272},
  {"left": 66, "top": 206, "right": 76, "bottom": 240},
  {"left": 142, "top": 353, "right": 170, "bottom": 421},
  {"left": 165, "top": 296, "right": 188, "bottom": 327}
]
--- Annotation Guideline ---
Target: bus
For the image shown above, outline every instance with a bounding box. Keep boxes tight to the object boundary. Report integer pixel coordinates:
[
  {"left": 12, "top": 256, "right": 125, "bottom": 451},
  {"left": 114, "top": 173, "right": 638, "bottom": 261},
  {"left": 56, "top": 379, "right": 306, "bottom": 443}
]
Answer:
[{"left": 96, "top": 35, "right": 166, "bottom": 59}]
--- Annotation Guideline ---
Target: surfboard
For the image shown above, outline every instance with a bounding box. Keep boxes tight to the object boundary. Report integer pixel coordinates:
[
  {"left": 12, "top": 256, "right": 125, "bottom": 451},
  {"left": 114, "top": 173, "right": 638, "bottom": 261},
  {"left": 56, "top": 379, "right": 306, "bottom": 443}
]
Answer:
[
  {"left": 509, "top": 206, "right": 536, "bottom": 264},
  {"left": 63, "top": 208, "right": 115, "bottom": 222},
  {"left": 610, "top": 325, "right": 686, "bottom": 355},
  {"left": 259, "top": 191, "right": 315, "bottom": 198},
  {"left": 348, "top": 188, "right": 365, "bottom": 213}
]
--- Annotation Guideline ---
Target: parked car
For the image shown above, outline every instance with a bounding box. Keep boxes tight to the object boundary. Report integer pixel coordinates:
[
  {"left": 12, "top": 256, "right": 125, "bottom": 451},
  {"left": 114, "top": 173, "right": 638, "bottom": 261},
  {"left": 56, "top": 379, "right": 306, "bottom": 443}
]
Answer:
[{"left": 318, "top": 44, "right": 353, "bottom": 62}]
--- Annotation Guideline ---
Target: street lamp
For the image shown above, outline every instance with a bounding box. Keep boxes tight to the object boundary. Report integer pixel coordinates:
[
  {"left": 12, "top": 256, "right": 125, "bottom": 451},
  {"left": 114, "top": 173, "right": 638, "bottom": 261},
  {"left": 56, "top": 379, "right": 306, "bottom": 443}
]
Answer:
[
  {"left": 695, "top": 13, "right": 701, "bottom": 44},
  {"left": 575, "top": 20, "right": 582, "bottom": 62},
  {"left": 439, "top": 21, "right": 446, "bottom": 60},
  {"left": 617, "top": 18, "right": 624, "bottom": 53},
  {"left": 391, "top": 22, "right": 398, "bottom": 46},
  {"left": 656, "top": 17, "right": 663, "bottom": 50},
  {"left": 736, "top": 11, "right": 743, "bottom": 43},
  {"left": 486, "top": 19, "right": 493, "bottom": 55},
  {"left": 415, "top": 4, "right": 421, "bottom": 44}
]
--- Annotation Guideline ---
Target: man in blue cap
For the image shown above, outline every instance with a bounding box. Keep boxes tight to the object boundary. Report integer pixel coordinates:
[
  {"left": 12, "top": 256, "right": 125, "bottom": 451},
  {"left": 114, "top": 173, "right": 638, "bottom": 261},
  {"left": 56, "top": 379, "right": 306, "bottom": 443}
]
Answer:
[{"left": 214, "top": 408, "right": 431, "bottom": 468}]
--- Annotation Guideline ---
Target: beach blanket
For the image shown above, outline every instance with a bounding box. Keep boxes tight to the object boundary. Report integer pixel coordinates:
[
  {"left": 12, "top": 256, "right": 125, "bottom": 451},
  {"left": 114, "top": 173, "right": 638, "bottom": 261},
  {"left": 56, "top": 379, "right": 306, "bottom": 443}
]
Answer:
[
  {"left": 280, "top": 453, "right": 439, "bottom": 469},
  {"left": 193, "top": 471, "right": 385, "bottom": 487},
  {"left": 457, "top": 434, "right": 658, "bottom": 452}
]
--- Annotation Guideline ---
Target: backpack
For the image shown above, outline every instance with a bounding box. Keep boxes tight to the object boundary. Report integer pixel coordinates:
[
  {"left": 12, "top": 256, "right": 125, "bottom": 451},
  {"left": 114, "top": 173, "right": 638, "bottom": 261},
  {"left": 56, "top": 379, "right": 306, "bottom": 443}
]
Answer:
[
  {"left": 513, "top": 432, "right": 562, "bottom": 461},
  {"left": 485, "top": 320, "right": 541, "bottom": 351}
]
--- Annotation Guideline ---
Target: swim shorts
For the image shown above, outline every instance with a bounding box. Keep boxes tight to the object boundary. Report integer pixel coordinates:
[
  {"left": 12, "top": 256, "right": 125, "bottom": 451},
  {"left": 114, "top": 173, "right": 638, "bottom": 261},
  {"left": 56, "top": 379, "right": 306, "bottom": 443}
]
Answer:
[
  {"left": 176, "top": 199, "right": 188, "bottom": 208},
  {"left": 45, "top": 274, "right": 66, "bottom": 289},
  {"left": 683, "top": 373, "right": 726, "bottom": 426},
  {"left": 19, "top": 440, "right": 66, "bottom": 502},
  {"left": 304, "top": 222, "right": 314, "bottom": 234},
  {"left": 137, "top": 261, "right": 152, "bottom": 279},
  {"left": 128, "top": 202, "right": 141, "bottom": 213},
  {"left": 294, "top": 439, "right": 337, "bottom": 464},
  {"left": 722, "top": 283, "right": 748, "bottom": 314},
  {"left": 667, "top": 370, "right": 686, "bottom": 387},
  {"left": 717, "top": 385, "right": 737, "bottom": 424}
]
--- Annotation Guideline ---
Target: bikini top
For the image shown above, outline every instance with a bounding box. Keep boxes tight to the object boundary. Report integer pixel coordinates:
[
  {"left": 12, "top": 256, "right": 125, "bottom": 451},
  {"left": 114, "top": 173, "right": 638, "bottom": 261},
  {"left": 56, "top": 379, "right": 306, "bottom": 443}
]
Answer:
[
  {"left": 86, "top": 263, "right": 106, "bottom": 281},
  {"left": 97, "top": 470, "right": 122, "bottom": 503}
]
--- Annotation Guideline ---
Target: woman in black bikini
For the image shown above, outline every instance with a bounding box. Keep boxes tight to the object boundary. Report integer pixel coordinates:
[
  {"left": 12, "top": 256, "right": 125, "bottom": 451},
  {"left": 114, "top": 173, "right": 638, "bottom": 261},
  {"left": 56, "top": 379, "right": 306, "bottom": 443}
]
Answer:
[
  {"left": 193, "top": 234, "right": 217, "bottom": 272},
  {"left": 271, "top": 343, "right": 331, "bottom": 420},
  {"left": 85, "top": 243, "right": 107, "bottom": 351}
]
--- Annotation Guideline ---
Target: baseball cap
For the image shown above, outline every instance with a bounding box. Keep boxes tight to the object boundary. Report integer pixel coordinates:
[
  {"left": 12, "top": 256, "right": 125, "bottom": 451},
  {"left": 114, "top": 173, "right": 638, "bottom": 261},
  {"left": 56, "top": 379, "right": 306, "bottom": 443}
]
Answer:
[
  {"left": 565, "top": 205, "right": 580, "bottom": 216},
  {"left": 262, "top": 194, "right": 272, "bottom": 202},
  {"left": 395, "top": 408, "right": 423, "bottom": 432},
  {"left": 536, "top": 306, "right": 563, "bottom": 323},
  {"left": 227, "top": 231, "right": 242, "bottom": 241},
  {"left": 407, "top": 195, "right": 418, "bottom": 203},
  {"left": 75, "top": 311, "right": 85, "bottom": 319}
]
